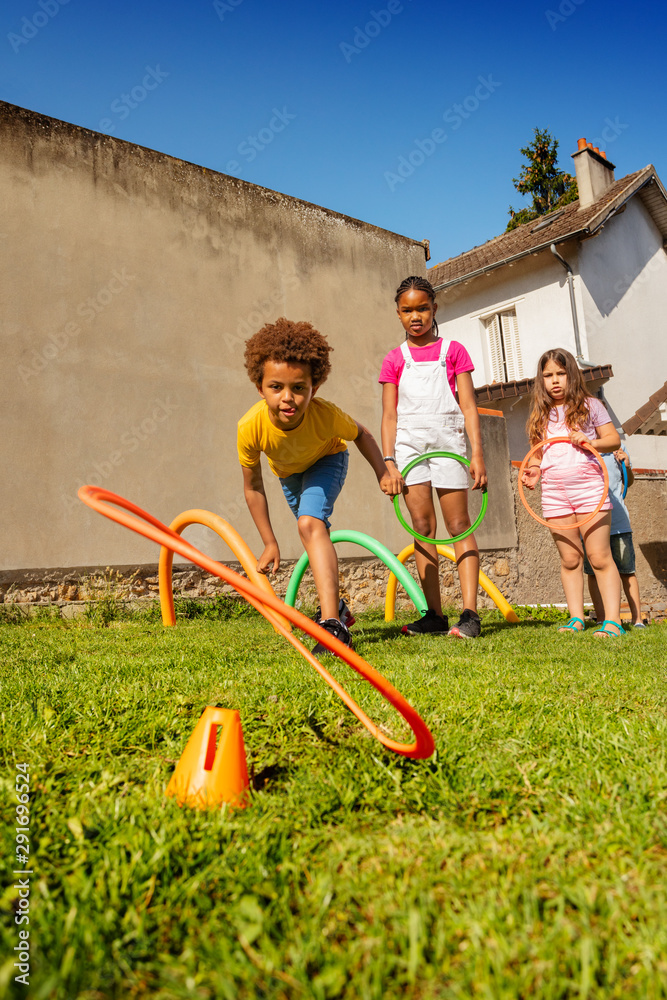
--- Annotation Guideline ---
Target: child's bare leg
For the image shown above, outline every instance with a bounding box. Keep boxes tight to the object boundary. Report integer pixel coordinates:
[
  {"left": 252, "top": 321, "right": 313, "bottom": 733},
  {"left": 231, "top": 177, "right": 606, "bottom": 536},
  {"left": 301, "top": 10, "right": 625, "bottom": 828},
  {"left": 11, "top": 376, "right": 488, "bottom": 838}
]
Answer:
[
  {"left": 404, "top": 483, "right": 442, "bottom": 614},
  {"left": 581, "top": 512, "right": 622, "bottom": 632},
  {"left": 437, "top": 488, "right": 479, "bottom": 610},
  {"left": 586, "top": 574, "right": 605, "bottom": 622},
  {"left": 621, "top": 573, "right": 642, "bottom": 624},
  {"left": 297, "top": 516, "right": 339, "bottom": 621},
  {"left": 588, "top": 570, "right": 641, "bottom": 623},
  {"left": 547, "top": 517, "right": 586, "bottom": 627}
]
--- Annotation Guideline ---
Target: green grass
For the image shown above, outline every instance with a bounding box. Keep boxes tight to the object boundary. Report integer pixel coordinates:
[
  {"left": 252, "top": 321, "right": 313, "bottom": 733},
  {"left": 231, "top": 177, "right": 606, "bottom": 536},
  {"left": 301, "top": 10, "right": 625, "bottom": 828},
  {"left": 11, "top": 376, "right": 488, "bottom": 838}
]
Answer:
[{"left": 1, "top": 604, "right": 666, "bottom": 999}]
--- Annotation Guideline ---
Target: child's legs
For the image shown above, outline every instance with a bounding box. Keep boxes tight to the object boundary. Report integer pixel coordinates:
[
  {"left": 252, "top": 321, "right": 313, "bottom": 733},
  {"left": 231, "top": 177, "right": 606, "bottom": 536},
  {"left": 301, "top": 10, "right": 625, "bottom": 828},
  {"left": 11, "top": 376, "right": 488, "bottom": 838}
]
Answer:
[
  {"left": 297, "top": 516, "right": 339, "bottom": 621},
  {"left": 546, "top": 517, "right": 586, "bottom": 620},
  {"left": 436, "top": 488, "right": 479, "bottom": 611},
  {"left": 582, "top": 545, "right": 604, "bottom": 620},
  {"left": 585, "top": 573, "right": 605, "bottom": 622},
  {"left": 580, "top": 512, "right": 621, "bottom": 624},
  {"left": 622, "top": 574, "right": 642, "bottom": 623},
  {"left": 282, "top": 451, "right": 349, "bottom": 621},
  {"left": 585, "top": 532, "right": 640, "bottom": 622},
  {"left": 612, "top": 531, "right": 641, "bottom": 623},
  {"left": 403, "top": 482, "right": 442, "bottom": 614}
]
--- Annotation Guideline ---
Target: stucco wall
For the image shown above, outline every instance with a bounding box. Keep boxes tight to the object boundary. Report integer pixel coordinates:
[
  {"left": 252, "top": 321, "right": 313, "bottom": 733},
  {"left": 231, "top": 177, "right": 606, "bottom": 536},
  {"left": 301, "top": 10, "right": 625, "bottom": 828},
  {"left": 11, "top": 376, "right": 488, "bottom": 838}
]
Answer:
[
  {"left": 1, "top": 101, "right": 429, "bottom": 572},
  {"left": 578, "top": 197, "right": 667, "bottom": 469},
  {"left": 512, "top": 469, "right": 667, "bottom": 610}
]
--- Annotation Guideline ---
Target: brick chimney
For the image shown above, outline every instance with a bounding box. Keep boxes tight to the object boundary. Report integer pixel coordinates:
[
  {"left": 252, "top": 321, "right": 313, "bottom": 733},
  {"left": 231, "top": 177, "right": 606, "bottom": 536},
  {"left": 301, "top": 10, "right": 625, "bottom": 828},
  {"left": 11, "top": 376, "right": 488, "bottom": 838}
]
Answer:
[{"left": 571, "top": 138, "right": 615, "bottom": 208}]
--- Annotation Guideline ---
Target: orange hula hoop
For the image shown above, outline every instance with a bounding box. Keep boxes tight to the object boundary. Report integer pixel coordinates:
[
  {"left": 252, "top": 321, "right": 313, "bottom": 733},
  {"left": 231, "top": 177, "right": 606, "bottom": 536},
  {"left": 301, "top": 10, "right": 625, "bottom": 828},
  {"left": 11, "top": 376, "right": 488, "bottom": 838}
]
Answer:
[
  {"left": 77, "top": 485, "right": 435, "bottom": 760},
  {"left": 518, "top": 437, "right": 610, "bottom": 531}
]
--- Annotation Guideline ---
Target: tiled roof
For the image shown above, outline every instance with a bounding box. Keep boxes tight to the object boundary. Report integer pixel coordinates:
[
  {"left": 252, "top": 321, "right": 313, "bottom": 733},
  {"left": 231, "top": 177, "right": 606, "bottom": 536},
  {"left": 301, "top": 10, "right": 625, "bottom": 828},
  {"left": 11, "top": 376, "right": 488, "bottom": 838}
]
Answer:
[
  {"left": 473, "top": 365, "right": 613, "bottom": 404},
  {"left": 428, "top": 167, "right": 656, "bottom": 288},
  {"left": 622, "top": 381, "right": 667, "bottom": 436}
]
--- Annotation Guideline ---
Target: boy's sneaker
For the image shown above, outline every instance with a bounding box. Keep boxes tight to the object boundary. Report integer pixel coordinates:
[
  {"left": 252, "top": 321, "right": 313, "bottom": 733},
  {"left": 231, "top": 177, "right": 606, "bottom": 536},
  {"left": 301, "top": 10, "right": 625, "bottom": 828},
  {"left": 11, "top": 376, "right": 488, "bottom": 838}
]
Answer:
[
  {"left": 313, "top": 599, "right": 355, "bottom": 629},
  {"left": 401, "top": 609, "right": 449, "bottom": 636},
  {"left": 312, "top": 618, "right": 354, "bottom": 655},
  {"left": 448, "top": 609, "right": 481, "bottom": 639}
]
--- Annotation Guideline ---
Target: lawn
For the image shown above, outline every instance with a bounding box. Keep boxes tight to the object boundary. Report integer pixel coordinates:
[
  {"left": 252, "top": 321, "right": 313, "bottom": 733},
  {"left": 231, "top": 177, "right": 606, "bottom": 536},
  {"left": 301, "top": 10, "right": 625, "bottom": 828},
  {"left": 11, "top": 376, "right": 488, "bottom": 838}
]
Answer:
[{"left": 1, "top": 601, "right": 666, "bottom": 999}]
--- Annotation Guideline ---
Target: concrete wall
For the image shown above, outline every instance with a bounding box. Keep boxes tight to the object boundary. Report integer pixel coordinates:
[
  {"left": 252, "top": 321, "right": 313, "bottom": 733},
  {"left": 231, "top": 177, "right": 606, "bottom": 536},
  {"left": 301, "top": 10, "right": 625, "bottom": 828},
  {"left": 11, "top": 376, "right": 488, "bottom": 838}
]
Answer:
[
  {"left": 1, "top": 101, "right": 428, "bottom": 573},
  {"left": 511, "top": 469, "right": 667, "bottom": 610}
]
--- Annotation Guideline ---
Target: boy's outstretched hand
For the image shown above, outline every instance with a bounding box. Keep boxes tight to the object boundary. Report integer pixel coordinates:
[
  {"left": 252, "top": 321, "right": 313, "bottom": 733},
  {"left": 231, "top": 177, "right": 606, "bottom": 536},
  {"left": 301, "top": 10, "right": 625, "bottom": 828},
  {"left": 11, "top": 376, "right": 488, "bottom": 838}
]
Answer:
[
  {"left": 257, "top": 542, "right": 280, "bottom": 574},
  {"left": 380, "top": 463, "right": 404, "bottom": 497}
]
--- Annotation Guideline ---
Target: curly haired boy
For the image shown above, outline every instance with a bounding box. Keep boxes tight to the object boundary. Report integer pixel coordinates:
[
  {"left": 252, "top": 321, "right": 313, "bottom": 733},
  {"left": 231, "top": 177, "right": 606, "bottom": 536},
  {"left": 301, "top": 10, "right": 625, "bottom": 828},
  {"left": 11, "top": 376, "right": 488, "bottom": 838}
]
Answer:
[{"left": 237, "top": 318, "right": 402, "bottom": 654}]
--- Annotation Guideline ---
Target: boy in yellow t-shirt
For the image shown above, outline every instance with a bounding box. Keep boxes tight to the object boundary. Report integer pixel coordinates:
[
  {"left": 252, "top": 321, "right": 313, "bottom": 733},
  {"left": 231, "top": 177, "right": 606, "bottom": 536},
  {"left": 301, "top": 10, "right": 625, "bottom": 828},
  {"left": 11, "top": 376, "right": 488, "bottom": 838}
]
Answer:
[{"left": 238, "top": 317, "right": 402, "bottom": 654}]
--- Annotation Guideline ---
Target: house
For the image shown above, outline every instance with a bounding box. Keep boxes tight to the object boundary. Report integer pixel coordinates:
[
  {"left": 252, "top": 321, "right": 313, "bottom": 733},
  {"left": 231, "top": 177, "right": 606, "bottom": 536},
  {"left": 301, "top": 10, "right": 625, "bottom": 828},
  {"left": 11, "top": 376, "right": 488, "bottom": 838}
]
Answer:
[{"left": 427, "top": 139, "right": 667, "bottom": 468}]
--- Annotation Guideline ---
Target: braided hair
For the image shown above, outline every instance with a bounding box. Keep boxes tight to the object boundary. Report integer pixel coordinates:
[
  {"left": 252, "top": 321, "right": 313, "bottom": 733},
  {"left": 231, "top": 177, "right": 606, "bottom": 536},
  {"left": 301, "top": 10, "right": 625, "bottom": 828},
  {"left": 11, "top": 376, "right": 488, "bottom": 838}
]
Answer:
[{"left": 394, "top": 275, "right": 439, "bottom": 338}]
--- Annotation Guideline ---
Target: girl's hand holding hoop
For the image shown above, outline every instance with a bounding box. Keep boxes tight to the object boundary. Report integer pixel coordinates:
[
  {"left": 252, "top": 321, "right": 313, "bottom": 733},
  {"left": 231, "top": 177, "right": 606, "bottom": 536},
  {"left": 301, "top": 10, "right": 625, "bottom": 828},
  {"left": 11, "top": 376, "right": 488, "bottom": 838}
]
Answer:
[
  {"left": 393, "top": 450, "right": 488, "bottom": 545},
  {"left": 569, "top": 430, "right": 593, "bottom": 449},
  {"left": 518, "top": 437, "right": 609, "bottom": 531},
  {"left": 469, "top": 453, "right": 488, "bottom": 490}
]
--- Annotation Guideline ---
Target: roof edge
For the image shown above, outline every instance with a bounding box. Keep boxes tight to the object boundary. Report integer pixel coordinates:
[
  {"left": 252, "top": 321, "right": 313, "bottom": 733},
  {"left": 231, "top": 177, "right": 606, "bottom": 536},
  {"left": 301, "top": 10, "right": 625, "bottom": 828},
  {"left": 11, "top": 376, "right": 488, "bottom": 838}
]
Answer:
[
  {"left": 474, "top": 364, "right": 614, "bottom": 403},
  {"left": 432, "top": 228, "right": 589, "bottom": 292},
  {"left": 622, "top": 380, "right": 667, "bottom": 435},
  {"left": 431, "top": 165, "right": 662, "bottom": 291}
]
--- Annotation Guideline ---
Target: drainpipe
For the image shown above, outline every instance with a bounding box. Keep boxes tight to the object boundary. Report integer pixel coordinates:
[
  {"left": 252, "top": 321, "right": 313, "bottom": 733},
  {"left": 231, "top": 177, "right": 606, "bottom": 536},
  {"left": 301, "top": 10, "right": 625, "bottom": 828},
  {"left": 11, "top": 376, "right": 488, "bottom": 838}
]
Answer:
[{"left": 550, "top": 244, "right": 596, "bottom": 368}]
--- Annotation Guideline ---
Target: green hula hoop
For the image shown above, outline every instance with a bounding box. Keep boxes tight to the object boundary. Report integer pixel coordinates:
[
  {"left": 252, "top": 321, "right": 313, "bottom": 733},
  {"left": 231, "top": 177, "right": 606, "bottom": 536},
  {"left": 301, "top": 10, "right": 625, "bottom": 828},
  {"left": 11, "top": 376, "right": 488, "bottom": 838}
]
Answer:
[
  {"left": 393, "top": 450, "right": 488, "bottom": 546},
  {"left": 284, "top": 529, "right": 426, "bottom": 614}
]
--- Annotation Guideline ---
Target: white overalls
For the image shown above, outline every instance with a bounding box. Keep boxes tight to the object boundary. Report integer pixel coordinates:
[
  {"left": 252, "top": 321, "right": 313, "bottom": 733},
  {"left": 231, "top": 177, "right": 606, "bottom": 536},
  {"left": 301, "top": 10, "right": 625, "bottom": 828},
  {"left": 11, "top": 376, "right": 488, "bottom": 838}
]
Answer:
[{"left": 394, "top": 339, "right": 468, "bottom": 489}]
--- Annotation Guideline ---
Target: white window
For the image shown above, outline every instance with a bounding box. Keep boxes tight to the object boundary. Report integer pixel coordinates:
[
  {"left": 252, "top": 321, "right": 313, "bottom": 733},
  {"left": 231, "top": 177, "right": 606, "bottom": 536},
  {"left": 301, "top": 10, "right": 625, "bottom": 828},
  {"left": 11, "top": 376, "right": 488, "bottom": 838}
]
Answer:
[{"left": 483, "top": 308, "right": 523, "bottom": 383}]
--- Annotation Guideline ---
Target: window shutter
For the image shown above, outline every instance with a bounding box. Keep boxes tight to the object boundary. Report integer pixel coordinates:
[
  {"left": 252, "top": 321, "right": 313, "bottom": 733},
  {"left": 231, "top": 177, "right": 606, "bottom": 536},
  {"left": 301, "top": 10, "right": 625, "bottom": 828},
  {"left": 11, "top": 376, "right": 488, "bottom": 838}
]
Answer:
[
  {"left": 484, "top": 314, "right": 504, "bottom": 382},
  {"left": 501, "top": 309, "right": 523, "bottom": 381}
]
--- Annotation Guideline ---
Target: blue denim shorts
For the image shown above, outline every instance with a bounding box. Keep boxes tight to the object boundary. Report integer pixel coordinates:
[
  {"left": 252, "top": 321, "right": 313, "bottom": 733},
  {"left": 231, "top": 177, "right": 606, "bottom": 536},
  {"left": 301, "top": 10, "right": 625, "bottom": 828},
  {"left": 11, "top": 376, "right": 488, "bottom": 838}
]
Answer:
[
  {"left": 279, "top": 450, "right": 349, "bottom": 529},
  {"left": 583, "top": 531, "right": 636, "bottom": 576}
]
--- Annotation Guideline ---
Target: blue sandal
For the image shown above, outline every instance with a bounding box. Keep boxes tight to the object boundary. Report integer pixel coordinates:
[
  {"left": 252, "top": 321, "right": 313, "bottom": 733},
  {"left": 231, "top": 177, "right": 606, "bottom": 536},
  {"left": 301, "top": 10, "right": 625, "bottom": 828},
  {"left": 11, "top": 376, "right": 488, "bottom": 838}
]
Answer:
[
  {"left": 593, "top": 620, "right": 626, "bottom": 638},
  {"left": 557, "top": 616, "right": 585, "bottom": 633}
]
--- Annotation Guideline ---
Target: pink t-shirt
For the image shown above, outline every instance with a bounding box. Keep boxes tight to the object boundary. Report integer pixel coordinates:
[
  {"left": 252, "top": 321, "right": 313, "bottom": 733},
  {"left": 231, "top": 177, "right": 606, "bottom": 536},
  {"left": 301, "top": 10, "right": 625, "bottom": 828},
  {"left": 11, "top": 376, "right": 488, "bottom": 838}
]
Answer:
[
  {"left": 379, "top": 340, "right": 474, "bottom": 397},
  {"left": 541, "top": 397, "right": 612, "bottom": 474}
]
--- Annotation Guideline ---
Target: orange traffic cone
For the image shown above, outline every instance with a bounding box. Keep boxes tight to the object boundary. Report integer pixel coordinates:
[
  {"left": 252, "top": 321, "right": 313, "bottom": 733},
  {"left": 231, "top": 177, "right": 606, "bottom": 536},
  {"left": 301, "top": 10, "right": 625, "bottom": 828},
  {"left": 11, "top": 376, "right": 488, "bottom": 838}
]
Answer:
[{"left": 166, "top": 706, "right": 250, "bottom": 810}]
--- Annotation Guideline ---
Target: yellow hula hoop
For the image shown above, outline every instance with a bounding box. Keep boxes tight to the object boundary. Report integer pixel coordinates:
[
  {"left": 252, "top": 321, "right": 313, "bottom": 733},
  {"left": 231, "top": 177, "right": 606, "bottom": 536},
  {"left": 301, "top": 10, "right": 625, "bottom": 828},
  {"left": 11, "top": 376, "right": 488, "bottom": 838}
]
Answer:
[{"left": 384, "top": 543, "right": 519, "bottom": 623}]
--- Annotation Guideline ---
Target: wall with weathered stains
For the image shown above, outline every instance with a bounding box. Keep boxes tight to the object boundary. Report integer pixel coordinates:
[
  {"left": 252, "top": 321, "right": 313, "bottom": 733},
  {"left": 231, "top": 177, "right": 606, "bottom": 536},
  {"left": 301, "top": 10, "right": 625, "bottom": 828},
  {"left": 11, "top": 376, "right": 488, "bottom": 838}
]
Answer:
[{"left": 1, "top": 101, "right": 428, "bottom": 572}]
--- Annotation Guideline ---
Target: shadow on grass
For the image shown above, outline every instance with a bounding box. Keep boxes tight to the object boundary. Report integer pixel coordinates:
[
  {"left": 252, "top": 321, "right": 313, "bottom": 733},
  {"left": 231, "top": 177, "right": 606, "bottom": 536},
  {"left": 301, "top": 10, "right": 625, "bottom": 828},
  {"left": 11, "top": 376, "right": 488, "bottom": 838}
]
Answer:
[
  {"left": 351, "top": 618, "right": 555, "bottom": 645},
  {"left": 251, "top": 761, "right": 291, "bottom": 791},
  {"left": 305, "top": 715, "right": 341, "bottom": 746}
]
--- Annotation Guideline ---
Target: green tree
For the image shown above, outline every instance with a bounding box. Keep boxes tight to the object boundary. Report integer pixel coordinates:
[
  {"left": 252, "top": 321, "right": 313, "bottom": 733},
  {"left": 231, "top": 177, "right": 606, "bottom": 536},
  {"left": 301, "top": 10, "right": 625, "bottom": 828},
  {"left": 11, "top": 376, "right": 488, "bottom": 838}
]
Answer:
[{"left": 506, "top": 128, "right": 578, "bottom": 231}]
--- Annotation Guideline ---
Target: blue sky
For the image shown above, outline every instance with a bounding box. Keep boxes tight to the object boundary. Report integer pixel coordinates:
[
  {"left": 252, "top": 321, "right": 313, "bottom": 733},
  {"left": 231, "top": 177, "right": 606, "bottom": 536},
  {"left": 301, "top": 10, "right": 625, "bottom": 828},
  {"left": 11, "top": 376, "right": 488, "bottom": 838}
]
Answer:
[{"left": 2, "top": 0, "right": 665, "bottom": 265}]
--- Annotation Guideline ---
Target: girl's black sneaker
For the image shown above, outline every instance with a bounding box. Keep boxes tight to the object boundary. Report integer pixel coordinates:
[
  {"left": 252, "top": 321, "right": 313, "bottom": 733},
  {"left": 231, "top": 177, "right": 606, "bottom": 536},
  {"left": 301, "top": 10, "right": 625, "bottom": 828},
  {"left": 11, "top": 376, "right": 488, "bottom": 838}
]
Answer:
[
  {"left": 312, "top": 599, "right": 355, "bottom": 628},
  {"left": 448, "top": 609, "right": 481, "bottom": 638},
  {"left": 312, "top": 618, "right": 354, "bottom": 655},
  {"left": 401, "top": 609, "right": 449, "bottom": 635}
]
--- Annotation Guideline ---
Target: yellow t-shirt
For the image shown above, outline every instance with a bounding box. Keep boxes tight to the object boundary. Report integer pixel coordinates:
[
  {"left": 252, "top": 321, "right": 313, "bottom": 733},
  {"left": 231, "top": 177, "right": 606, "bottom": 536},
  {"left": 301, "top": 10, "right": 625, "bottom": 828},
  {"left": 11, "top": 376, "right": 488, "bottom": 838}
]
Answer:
[{"left": 237, "top": 398, "right": 359, "bottom": 478}]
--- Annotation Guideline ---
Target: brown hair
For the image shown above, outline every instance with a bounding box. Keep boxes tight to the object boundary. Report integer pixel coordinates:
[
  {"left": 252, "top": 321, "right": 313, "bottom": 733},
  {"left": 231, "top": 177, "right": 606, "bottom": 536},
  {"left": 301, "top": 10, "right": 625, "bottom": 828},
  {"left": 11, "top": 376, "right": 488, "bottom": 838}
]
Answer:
[
  {"left": 243, "top": 317, "right": 332, "bottom": 387},
  {"left": 527, "top": 348, "right": 593, "bottom": 444}
]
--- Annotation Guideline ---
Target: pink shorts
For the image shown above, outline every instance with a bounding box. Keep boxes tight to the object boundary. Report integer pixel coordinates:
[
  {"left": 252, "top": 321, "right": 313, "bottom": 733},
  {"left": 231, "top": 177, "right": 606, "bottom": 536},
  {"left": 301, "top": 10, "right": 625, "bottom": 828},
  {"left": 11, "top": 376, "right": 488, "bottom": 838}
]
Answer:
[{"left": 541, "top": 465, "right": 612, "bottom": 520}]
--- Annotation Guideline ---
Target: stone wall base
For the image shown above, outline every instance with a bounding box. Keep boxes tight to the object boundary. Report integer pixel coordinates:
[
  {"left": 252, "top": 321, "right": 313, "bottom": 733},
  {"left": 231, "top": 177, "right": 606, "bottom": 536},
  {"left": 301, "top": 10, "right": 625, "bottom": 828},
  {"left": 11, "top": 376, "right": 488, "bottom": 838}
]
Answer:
[
  {"left": 3, "top": 473, "right": 664, "bottom": 622},
  {"left": 2, "top": 556, "right": 665, "bottom": 622}
]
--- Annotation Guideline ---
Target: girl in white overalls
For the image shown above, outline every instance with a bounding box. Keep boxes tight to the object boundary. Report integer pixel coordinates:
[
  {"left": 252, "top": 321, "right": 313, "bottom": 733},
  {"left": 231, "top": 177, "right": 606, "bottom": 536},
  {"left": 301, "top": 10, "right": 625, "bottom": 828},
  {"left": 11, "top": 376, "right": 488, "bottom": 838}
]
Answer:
[{"left": 380, "top": 276, "right": 488, "bottom": 638}]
